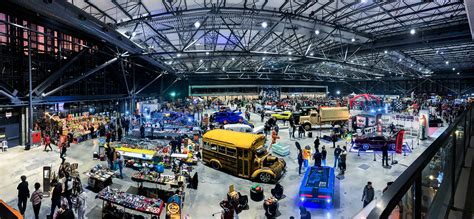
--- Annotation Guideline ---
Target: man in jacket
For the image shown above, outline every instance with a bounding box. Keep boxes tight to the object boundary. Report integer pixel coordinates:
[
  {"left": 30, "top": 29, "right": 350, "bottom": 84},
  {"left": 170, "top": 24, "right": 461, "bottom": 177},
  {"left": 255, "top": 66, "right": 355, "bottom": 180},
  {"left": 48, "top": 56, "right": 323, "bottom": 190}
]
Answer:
[
  {"left": 382, "top": 142, "right": 390, "bottom": 167},
  {"left": 314, "top": 136, "right": 320, "bottom": 151},
  {"left": 50, "top": 179, "right": 62, "bottom": 216},
  {"left": 362, "top": 181, "right": 375, "bottom": 207},
  {"left": 17, "top": 175, "right": 30, "bottom": 215},
  {"left": 312, "top": 148, "right": 322, "bottom": 167},
  {"left": 334, "top": 145, "right": 342, "bottom": 168}
]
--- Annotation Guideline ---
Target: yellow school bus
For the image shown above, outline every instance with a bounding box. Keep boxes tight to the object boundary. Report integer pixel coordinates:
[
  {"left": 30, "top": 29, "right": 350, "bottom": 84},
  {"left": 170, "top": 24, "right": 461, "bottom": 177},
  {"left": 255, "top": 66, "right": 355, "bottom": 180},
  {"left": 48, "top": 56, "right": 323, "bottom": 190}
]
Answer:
[{"left": 202, "top": 129, "right": 286, "bottom": 183}]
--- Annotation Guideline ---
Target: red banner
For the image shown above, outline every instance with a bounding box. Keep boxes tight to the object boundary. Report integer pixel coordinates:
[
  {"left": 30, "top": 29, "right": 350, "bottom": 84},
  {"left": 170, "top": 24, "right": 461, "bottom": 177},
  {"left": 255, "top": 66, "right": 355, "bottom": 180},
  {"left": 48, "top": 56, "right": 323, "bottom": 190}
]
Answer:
[{"left": 395, "top": 130, "right": 405, "bottom": 154}]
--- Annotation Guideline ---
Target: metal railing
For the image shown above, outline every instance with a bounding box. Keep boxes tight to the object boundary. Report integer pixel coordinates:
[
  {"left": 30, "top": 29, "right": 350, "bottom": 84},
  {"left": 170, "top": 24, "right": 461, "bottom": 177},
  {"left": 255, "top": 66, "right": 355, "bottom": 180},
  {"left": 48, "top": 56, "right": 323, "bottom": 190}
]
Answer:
[{"left": 367, "top": 106, "right": 472, "bottom": 218}]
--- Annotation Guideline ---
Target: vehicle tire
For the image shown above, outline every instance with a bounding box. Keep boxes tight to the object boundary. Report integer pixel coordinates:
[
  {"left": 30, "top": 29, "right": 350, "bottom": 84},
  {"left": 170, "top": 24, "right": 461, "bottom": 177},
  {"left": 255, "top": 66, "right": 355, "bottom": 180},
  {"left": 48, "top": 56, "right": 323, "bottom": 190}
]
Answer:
[
  {"left": 389, "top": 143, "right": 396, "bottom": 151},
  {"left": 210, "top": 161, "right": 220, "bottom": 170},
  {"left": 362, "top": 144, "right": 370, "bottom": 151},
  {"left": 259, "top": 172, "right": 273, "bottom": 183},
  {"left": 304, "top": 123, "right": 311, "bottom": 131}
]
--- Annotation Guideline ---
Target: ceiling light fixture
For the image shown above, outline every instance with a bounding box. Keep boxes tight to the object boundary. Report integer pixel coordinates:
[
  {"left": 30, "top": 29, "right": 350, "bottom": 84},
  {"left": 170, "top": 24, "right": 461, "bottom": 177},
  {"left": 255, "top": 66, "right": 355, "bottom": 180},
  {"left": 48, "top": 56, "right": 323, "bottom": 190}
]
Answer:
[
  {"left": 206, "top": 52, "right": 209, "bottom": 55},
  {"left": 194, "top": 21, "right": 201, "bottom": 28},
  {"left": 199, "top": 59, "right": 203, "bottom": 63},
  {"left": 351, "top": 38, "right": 355, "bottom": 42},
  {"left": 288, "top": 51, "right": 292, "bottom": 55},
  {"left": 262, "top": 57, "right": 266, "bottom": 60},
  {"left": 452, "top": 67, "right": 456, "bottom": 71},
  {"left": 315, "top": 30, "right": 320, "bottom": 35},
  {"left": 310, "top": 52, "right": 314, "bottom": 56},
  {"left": 231, "top": 57, "right": 235, "bottom": 61},
  {"left": 457, "top": 72, "right": 460, "bottom": 75},
  {"left": 289, "top": 58, "right": 292, "bottom": 61},
  {"left": 410, "top": 28, "right": 416, "bottom": 35},
  {"left": 261, "top": 22, "right": 268, "bottom": 28},
  {"left": 176, "top": 53, "right": 181, "bottom": 57},
  {"left": 436, "top": 50, "right": 439, "bottom": 54},
  {"left": 384, "top": 50, "right": 388, "bottom": 54},
  {"left": 398, "top": 58, "right": 402, "bottom": 62},
  {"left": 445, "top": 61, "right": 449, "bottom": 65}
]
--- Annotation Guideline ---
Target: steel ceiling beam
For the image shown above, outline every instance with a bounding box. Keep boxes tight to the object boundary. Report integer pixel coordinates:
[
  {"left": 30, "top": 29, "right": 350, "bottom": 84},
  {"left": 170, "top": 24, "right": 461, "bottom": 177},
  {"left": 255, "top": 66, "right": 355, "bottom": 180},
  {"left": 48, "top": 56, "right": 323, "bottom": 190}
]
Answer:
[
  {"left": 465, "top": 0, "right": 474, "bottom": 40},
  {"left": 33, "top": 48, "right": 88, "bottom": 96},
  {"left": 43, "top": 56, "right": 121, "bottom": 97},
  {"left": 5, "top": 0, "right": 173, "bottom": 73}
]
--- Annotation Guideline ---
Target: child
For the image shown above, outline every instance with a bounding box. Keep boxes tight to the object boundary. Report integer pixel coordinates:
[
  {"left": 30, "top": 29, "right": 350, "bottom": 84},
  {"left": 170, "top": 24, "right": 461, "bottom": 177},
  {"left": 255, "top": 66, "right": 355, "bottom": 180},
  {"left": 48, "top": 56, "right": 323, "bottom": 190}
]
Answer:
[{"left": 303, "top": 145, "right": 311, "bottom": 168}]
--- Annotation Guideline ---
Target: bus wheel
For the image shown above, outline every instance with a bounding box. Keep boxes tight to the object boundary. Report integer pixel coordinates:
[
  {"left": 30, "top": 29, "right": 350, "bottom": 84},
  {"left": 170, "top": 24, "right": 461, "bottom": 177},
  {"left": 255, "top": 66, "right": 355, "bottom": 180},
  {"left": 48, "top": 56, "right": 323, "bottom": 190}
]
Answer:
[
  {"left": 210, "top": 161, "right": 220, "bottom": 170},
  {"left": 259, "top": 172, "right": 273, "bottom": 183}
]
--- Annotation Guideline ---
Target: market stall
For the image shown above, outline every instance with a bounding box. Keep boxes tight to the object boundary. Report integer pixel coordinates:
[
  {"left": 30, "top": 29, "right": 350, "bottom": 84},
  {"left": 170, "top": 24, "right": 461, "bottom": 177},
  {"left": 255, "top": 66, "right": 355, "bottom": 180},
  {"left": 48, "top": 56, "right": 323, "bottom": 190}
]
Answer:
[{"left": 98, "top": 187, "right": 164, "bottom": 218}]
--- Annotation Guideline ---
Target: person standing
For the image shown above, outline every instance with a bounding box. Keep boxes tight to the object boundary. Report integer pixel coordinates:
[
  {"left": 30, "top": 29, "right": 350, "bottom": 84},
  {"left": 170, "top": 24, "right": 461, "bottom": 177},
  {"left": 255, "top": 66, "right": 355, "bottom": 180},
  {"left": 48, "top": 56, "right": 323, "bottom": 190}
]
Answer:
[
  {"left": 270, "top": 128, "right": 279, "bottom": 151},
  {"left": 117, "top": 126, "right": 123, "bottom": 142},
  {"left": 76, "top": 189, "right": 87, "bottom": 219},
  {"left": 116, "top": 151, "right": 124, "bottom": 179},
  {"left": 321, "top": 146, "right": 327, "bottom": 166},
  {"left": 298, "top": 125, "right": 305, "bottom": 138},
  {"left": 362, "top": 181, "right": 375, "bottom": 207},
  {"left": 16, "top": 175, "right": 30, "bottom": 215},
  {"left": 291, "top": 124, "right": 296, "bottom": 139},
  {"left": 312, "top": 148, "right": 322, "bottom": 167},
  {"left": 339, "top": 146, "right": 347, "bottom": 174},
  {"left": 314, "top": 136, "right": 320, "bottom": 151},
  {"left": 30, "top": 182, "right": 42, "bottom": 219},
  {"left": 297, "top": 148, "right": 304, "bottom": 175},
  {"left": 334, "top": 145, "right": 342, "bottom": 168},
  {"left": 288, "top": 125, "right": 293, "bottom": 139},
  {"left": 50, "top": 179, "right": 62, "bottom": 216},
  {"left": 63, "top": 174, "right": 73, "bottom": 210},
  {"left": 44, "top": 134, "right": 52, "bottom": 152},
  {"left": 382, "top": 142, "right": 389, "bottom": 166},
  {"left": 140, "top": 124, "right": 145, "bottom": 138},
  {"left": 303, "top": 146, "right": 311, "bottom": 168},
  {"left": 332, "top": 134, "right": 337, "bottom": 148},
  {"left": 260, "top": 111, "right": 265, "bottom": 122}
]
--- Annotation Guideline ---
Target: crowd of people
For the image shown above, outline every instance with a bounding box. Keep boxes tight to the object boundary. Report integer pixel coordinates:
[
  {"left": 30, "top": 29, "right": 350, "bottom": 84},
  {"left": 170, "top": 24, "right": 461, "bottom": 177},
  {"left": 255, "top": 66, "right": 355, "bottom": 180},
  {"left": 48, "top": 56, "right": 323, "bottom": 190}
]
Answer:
[{"left": 16, "top": 174, "right": 87, "bottom": 219}]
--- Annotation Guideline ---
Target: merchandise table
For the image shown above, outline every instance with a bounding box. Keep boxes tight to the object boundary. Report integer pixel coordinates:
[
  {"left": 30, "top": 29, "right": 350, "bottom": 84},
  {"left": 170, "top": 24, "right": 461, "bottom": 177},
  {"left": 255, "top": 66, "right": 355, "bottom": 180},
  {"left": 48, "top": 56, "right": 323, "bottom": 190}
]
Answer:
[
  {"left": 98, "top": 187, "right": 164, "bottom": 217},
  {"left": 131, "top": 172, "right": 183, "bottom": 188},
  {"left": 85, "top": 168, "right": 114, "bottom": 191}
]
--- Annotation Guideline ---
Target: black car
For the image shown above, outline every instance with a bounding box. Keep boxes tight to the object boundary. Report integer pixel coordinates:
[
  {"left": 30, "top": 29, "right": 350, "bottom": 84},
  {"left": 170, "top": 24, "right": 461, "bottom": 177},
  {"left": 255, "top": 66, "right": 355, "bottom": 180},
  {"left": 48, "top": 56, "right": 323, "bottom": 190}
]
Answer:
[{"left": 353, "top": 133, "right": 396, "bottom": 151}]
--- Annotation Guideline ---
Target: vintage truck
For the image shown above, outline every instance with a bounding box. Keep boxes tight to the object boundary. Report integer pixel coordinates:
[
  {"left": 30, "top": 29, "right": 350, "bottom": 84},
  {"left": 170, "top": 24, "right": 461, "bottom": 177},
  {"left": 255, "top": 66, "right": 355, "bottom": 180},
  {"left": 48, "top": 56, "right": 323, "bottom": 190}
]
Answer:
[{"left": 296, "top": 107, "right": 350, "bottom": 131}]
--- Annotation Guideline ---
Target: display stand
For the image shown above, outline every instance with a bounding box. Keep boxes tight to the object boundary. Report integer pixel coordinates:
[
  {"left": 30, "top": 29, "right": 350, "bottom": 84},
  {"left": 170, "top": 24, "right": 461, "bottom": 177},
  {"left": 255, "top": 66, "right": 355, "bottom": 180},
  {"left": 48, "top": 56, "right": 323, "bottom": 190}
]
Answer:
[{"left": 98, "top": 187, "right": 164, "bottom": 218}]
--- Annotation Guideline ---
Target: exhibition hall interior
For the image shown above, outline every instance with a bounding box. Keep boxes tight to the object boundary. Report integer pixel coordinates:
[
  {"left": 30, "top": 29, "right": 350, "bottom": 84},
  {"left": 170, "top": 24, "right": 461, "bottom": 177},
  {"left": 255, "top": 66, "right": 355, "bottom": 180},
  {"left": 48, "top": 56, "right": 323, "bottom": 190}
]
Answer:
[{"left": 1, "top": 0, "right": 474, "bottom": 218}]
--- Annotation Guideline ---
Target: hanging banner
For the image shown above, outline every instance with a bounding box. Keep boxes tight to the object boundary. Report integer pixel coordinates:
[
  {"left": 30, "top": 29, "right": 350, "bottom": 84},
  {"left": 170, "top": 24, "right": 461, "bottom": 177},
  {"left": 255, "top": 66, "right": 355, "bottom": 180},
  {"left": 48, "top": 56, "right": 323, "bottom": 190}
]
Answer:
[{"left": 395, "top": 129, "right": 405, "bottom": 154}]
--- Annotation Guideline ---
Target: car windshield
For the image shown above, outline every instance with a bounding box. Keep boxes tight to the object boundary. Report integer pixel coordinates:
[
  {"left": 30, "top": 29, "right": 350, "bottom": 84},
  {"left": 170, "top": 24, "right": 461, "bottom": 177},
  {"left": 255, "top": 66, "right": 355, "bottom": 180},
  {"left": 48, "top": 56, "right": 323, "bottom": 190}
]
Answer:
[
  {"left": 305, "top": 167, "right": 329, "bottom": 188},
  {"left": 255, "top": 147, "right": 268, "bottom": 158}
]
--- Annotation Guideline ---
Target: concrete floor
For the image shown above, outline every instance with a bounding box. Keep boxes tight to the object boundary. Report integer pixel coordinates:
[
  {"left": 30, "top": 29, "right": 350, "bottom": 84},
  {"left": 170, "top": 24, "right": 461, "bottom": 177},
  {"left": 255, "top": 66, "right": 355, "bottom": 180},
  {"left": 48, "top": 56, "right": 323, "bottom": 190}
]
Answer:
[{"left": 0, "top": 111, "right": 446, "bottom": 219}]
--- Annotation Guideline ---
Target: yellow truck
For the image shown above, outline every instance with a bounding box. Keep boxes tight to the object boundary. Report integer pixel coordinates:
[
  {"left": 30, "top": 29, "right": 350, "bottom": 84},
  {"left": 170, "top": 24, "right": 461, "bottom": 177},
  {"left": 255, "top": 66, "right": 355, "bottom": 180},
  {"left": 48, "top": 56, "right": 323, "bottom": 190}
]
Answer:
[
  {"left": 202, "top": 129, "right": 286, "bottom": 183},
  {"left": 297, "top": 107, "right": 350, "bottom": 131}
]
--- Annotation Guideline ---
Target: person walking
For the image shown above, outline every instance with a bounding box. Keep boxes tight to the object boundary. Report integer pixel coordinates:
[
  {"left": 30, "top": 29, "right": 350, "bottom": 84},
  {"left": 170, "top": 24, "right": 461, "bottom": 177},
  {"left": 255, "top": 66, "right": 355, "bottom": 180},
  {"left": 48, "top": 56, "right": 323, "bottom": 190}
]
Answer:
[
  {"left": 260, "top": 111, "right": 265, "bottom": 122},
  {"left": 291, "top": 124, "right": 296, "bottom": 139},
  {"left": 60, "top": 142, "right": 67, "bottom": 164},
  {"left": 30, "top": 182, "right": 42, "bottom": 219},
  {"left": 116, "top": 151, "right": 124, "bottom": 179},
  {"left": 303, "top": 146, "right": 311, "bottom": 168},
  {"left": 334, "top": 145, "right": 342, "bottom": 168},
  {"left": 297, "top": 148, "right": 304, "bottom": 175},
  {"left": 50, "top": 179, "right": 62, "bottom": 216},
  {"left": 44, "top": 134, "right": 53, "bottom": 152},
  {"left": 312, "top": 148, "right": 322, "bottom": 167},
  {"left": 314, "top": 136, "right": 320, "bottom": 151},
  {"left": 362, "top": 181, "right": 375, "bottom": 207},
  {"left": 16, "top": 175, "right": 30, "bottom": 215},
  {"left": 321, "top": 146, "right": 327, "bottom": 166},
  {"left": 76, "top": 189, "right": 87, "bottom": 219},
  {"left": 382, "top": 142, "right": 389, "bottom": 167}
]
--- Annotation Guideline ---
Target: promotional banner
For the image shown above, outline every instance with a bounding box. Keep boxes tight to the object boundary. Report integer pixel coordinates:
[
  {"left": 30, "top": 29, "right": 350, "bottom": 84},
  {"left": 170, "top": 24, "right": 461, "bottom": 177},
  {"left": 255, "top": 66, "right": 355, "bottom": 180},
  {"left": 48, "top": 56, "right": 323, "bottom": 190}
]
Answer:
[{"left": 395, "top": 129, "right": 405, "bottom": 154}]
